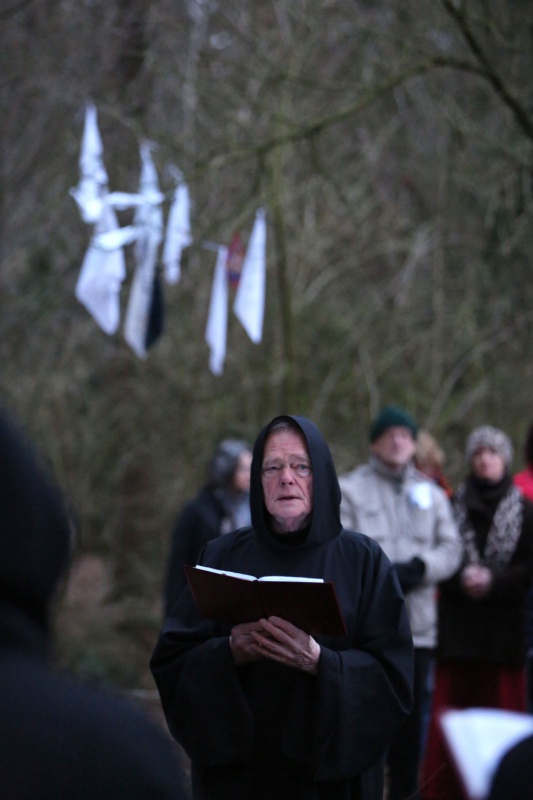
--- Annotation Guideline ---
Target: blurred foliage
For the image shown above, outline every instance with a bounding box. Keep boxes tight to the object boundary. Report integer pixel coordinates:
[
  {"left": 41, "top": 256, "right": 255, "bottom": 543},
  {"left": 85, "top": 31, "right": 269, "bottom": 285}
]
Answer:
[{"left": 1, "top": 0, "right": 533, "bottom": 686}]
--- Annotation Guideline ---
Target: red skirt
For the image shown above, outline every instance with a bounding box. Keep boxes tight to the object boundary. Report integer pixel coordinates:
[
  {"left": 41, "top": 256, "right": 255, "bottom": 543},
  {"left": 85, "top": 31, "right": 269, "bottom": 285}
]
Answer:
[{"left": 420, "top": 661, "right": 526, "bottom": 800}]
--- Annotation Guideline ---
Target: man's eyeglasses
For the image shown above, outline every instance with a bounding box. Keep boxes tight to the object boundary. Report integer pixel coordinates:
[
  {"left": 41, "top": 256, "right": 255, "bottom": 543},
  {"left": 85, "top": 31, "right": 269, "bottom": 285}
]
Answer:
[{"left": 262, "top": 462, "right": 312, "bottom": 479}]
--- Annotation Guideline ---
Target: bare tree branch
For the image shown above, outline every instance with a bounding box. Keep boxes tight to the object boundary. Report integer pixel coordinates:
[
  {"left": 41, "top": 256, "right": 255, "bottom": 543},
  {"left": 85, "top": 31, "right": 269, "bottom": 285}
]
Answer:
[{"left": 440, "top": 0, "right": 533, "bottom": 140}]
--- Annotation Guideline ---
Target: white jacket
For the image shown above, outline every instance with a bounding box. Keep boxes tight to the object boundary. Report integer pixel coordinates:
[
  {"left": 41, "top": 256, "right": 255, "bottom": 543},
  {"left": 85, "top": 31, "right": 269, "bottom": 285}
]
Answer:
[{"left": 339, "top": 458, "right": 462, "bottom": 648}]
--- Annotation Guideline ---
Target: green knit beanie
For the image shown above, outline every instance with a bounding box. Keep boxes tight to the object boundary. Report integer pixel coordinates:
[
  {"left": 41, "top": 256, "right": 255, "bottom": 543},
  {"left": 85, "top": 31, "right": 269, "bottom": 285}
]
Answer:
[{"left": 370, "top": 406, "right": 418, "bottom": 443}]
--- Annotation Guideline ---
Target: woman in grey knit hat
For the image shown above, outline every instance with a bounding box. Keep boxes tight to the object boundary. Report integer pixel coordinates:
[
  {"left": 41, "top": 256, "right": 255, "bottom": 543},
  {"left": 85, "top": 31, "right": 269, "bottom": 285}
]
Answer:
[{"left": 422, "top": 426, "right": 533, "bottom": 800}]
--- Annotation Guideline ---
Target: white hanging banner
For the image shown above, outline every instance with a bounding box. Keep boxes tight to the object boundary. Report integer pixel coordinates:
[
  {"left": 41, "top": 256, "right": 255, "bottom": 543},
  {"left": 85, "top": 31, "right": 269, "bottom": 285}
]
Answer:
[
  {"left": 94, "top": 225, "right": 140, "bottom": 250},
  {"left": 205, "top": 246, "right": 229, "bottom": 375},
  {"left": 233, "top": 208, "right": 266, "bottom": 344},
  {"left": 124, "top": 143, "right": 164, "bottom": 359},
  {"left": 75, "top": 203, "right": 126, "bottom": 335},
  {"left": 162, "top": 182, "right": 193, "bottom": 284},
  {"left": 70, "top": 102, "right": 108, "bottom": 224}
]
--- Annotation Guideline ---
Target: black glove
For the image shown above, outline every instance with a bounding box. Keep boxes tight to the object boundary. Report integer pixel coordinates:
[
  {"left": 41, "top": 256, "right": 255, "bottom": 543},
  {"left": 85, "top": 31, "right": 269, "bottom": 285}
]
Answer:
[{"left": 393, "top": 557, "right": 426, "bottom": 594}]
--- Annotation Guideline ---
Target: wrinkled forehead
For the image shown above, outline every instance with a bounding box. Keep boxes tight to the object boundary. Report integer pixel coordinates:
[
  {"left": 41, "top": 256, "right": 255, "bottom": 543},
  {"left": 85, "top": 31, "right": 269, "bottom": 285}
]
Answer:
[{"left": 262, "top": 427, "right": 310, "bottom": 463}]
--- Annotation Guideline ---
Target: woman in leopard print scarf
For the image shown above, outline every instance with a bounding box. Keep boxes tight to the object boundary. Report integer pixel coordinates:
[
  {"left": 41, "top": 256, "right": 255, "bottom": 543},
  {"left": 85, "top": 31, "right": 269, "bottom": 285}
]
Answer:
[{"left": 422, "top": 426, "right": 533, "bottom": 800}]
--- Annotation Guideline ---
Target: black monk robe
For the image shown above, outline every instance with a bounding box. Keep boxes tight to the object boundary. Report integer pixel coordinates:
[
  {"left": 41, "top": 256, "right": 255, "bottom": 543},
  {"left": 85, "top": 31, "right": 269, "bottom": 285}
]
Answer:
[{"left": 151, "top": 415, "right": 414, "bottom": 800}]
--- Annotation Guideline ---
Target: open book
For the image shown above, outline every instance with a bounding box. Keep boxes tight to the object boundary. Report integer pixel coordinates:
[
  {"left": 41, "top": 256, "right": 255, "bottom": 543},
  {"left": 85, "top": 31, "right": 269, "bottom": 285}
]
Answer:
[
  {"left": 184, "top": 564, "right": 347, "bottom": 636},
  {"left": 439, "top": 707, "right": 533, "bottom": 799}
]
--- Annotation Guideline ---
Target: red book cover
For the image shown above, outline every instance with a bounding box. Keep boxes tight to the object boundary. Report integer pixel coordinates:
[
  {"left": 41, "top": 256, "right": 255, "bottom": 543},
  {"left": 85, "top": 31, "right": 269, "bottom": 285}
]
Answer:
[{"left": 184, "top": 565, "right": 347, "bottom": 637}]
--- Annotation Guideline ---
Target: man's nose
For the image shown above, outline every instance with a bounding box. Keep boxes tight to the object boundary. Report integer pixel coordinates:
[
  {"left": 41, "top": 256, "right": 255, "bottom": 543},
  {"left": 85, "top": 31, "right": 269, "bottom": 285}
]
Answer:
[{"left": 279, "top": 466, "right": 294, "bottom": 482}]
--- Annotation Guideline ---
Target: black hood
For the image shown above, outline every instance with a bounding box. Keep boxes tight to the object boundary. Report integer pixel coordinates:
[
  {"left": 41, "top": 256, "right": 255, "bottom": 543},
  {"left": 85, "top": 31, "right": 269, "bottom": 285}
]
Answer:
[
  {"left": 250, "top": 415, "right": 342, "bottom": 547},
  {"left": 0, "top": 411, "right": 71, "bottom": 628}
]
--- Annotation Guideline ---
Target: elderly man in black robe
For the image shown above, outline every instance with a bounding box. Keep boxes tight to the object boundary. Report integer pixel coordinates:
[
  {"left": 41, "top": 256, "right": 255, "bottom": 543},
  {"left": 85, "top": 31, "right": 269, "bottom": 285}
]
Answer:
[{"left": 151, "top": 415, "right": 414, "bottom": 800}]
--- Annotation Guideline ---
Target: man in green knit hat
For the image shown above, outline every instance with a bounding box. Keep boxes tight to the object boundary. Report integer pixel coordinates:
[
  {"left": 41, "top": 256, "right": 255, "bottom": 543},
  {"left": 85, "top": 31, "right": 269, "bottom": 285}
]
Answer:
[{"left": 339, "top": 406, "right": 462, "bottom": 800}]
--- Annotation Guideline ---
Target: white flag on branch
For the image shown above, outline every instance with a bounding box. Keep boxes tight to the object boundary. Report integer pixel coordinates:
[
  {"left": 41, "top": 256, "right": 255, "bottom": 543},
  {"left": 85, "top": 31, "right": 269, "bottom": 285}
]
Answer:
[
  {"left": 106, "top": 191, "right": 159, "bottom": 210},
  {"left": 124, "top": 143, "right": 165, "bottom": 359},
  {"left": 162, "top": 181, "right": 192, "bottom": 284},
  {"left": 75, "top": 203, "right": 126, "bottom": 335},
  {"left": 93, "top": 157, "right": 164, "bottom": 253},
  {"left": 205, "top": 246, "right": 229, "bottom": 375},
  {"left": 70, "top": 102, "right": 108, "bottom": 224},
  {"left": 233, "top": 208, "right": 266, "bottom": 344},
  {"left": 93, "top": 224, "right": 140, "bottom": 250}
]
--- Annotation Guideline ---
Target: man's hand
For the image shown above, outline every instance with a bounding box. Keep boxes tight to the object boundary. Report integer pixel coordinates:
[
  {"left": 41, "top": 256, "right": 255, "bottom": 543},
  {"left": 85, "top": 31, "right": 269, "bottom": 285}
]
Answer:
[
  {"left": 230, "top": 617, "right": 321, "bottom": 673},
  {"left": 461, "top": 564, "right": 493, "bottom": 599},
  {"left": 229, "top": 621, "right": 267, "bottom": 666},
  {"left": 250, "top": 616, "right": 321, "bottom": 674}
]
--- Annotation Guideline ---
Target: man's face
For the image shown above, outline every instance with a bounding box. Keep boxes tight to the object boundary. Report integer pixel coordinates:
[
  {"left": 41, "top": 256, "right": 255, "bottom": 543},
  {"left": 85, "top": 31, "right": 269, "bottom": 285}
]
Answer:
[
  {"left": 261, "top": 429, "right": 313, "bottom": 533},
  {"left": 371, "top": 426, "right": 417, "bottom": 469}
]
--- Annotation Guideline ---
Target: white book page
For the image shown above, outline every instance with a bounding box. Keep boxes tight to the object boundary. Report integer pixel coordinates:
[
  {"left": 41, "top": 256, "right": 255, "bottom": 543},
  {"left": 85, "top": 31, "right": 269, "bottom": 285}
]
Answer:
[
  {"left": 194, "top": 565, "right": 323, "bottom": 583},
  {"left": 258, "top": 575, "right": 324, "bottom": 583},
  {"left": 440, "top": 708, "right": 533, "bottom": 799},
  {"left": 194, "top": 565, "right": 255, "bottom": 580}
]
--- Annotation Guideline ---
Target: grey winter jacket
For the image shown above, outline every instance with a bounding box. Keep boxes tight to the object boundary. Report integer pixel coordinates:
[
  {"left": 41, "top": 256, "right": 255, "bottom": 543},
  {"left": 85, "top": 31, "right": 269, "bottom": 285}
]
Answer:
[{"left": 339, "top": 459, "right": 462, "bottom": 648}]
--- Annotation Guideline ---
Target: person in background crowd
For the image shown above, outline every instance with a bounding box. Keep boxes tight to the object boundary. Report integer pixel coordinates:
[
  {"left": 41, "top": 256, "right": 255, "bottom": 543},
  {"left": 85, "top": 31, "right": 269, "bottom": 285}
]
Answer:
[
  {"left": 339, "top": 405, "right": 462, "bottom": 800},
  {"left": 164, "top": 438, "right": 252, "bottom": 615},
  {"left": 513, "top": 422, "right": 533, "bottom": 713},
  {"left": 152, "top": 415, "right": 414, "bottom": 800},
  {"left": 421, "top": 425, "right": 533, "bottom": 800},
  {"left": 514, "top": 423, "right": 533, "bottom": 501},
  {"left": 413, "top": 429, "right": 455, "bottom": 751},
  {"left": 414, "top": 430, "right": 454, "bottom": 498},
  {"left": 0, "top": 408, "right": 187, "bottom": 800}
]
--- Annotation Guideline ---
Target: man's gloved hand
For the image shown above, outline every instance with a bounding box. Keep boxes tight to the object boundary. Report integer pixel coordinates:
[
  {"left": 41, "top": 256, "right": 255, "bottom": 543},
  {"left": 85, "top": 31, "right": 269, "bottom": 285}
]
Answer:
[{"left": 393, "top": 557, "right": 426, "bottom": 593}]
